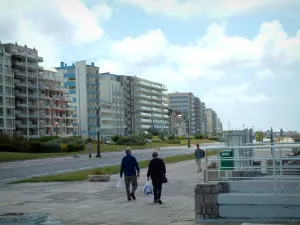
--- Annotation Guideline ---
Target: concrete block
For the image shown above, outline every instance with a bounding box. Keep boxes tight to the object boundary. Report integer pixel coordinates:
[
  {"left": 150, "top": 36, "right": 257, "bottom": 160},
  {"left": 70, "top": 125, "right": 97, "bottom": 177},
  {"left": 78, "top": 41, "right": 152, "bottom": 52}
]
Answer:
[
  {"left": 40, "top": 221, "right": 61, "bottom": 225},
  {"left": 204, "top": 195, "right": 218, "bottom": 203},
  {"left": 0, "top": 212, "right": 49, "bottom": 225},
  {"left": 219, "top": 205, "right": 300, "bottom": 218},
  {"left": 88, "top": 175, "right": 110, "bottom": 182},
  {"left": 219, "top": 182, "right": 230, "bottom": 193},
  {"left": 195, "top": 194, "right": 204, "bottom": 203},
  {"left": 218, "top": 193, "right": 300, "bottom": 205}
]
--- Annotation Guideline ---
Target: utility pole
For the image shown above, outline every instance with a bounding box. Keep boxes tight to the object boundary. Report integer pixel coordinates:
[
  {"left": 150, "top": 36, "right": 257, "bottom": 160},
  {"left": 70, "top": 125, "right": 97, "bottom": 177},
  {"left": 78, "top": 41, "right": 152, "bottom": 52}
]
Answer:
[{"left": 96, "top": 105, "right": 101, "bottom": 158}]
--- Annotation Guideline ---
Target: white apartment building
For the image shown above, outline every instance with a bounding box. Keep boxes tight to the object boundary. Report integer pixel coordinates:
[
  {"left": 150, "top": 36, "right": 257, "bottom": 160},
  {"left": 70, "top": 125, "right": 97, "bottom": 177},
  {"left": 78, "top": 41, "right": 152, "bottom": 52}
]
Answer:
[
  {"left": 41, "top": 68, "right": 75, "bottom": 137},
  {"left": 120, "top": 76, "right": 169, "bottom": 135},
  {"left": 3, "top": 43, "right": 44, "bottom": 139},
  {"left": 0, "top": 43, "right": 15, "bottom": 135},
  {"left": 168, "top": 92, "right": 196, "bottom": 135},
  {"left": 206, "top": 108, "right": 218, "bottom": 136}
]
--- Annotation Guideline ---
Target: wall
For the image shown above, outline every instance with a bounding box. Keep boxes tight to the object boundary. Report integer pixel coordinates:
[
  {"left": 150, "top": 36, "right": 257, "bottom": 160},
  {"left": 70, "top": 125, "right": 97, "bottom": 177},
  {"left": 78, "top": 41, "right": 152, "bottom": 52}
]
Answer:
[{"left": 75, "top": 61, "right": 88, "bottom": 138}]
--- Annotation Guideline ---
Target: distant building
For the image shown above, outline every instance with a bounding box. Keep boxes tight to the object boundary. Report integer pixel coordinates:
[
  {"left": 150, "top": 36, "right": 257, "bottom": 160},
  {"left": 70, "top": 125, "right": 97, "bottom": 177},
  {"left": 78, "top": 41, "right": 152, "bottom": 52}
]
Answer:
[
  {"left": 217, "top": 117, "right": 223, "bottom": 137},
  {"left": 206, "top": 108, "right": 218, "bottom": 136},
  {"left": 168, "top": 92, "right": 196, "bottom": 135},
  {"left": 120, "top": 75, "right": 169, "bottom": 135},
  {"left": 168, "top": 109, "right": 187, "bottom": 137}
]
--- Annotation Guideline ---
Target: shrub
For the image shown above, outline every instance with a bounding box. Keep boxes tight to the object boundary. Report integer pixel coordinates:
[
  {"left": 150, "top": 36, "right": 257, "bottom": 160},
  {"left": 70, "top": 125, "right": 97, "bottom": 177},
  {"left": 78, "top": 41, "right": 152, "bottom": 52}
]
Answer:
[
  {"left": 66, "top": 144, "right": 85, "bottom": 152},
  {"left": 152, "top": 139, "right": 163, "bottom": 143},
  {"left": 61, "top": 144, "right": 68, "bottom": 152},
  {"left": 195, "top": 134, "right": 203, "bottom": 139},
  {"left": 38, "top": 136, "right": 58, "bottom": 142},
  {"left": 164, "top": 139, "right": 180, "bottom": 144},
  {"left": 178, "top": 136, "right": 186, "bottom": 140},
  {"left": 27, "top": 142, "right": 61, "bottom": 153},
  {"left": 0, "top": 144, "right": 20, "bottom": 152},
  {"left": 168, "top": 134, "right": 175, "bottom": 140}
]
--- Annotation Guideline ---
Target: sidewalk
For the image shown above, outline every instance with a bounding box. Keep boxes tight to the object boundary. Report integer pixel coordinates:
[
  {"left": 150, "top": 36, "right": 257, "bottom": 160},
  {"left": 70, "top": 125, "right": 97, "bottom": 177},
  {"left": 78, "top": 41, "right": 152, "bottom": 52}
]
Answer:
[{"left": 0, "top": 160, "right": 204, "bottom": 225}]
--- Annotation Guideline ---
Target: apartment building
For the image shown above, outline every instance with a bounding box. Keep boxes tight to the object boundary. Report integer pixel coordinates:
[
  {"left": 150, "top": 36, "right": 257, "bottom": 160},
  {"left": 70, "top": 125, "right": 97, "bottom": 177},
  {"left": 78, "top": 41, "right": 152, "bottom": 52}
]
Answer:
[
  {"left": 3, "top": 43, "right": 44, "bottom": 139},
  {"left": 169, "top": 109, "right": 187, "bottom": 137},
  {"left": 98, "top": 73, "right": 125, "bottom": 137},
  {"left": 168, "top": 92, "right": 196, "bottom": 135},
  {"left": 206, "top": 108, "right": 218, "bottom": 136},
  {"left": 217, "top": 117, "right": 223, "bottom": 136},
  {"left": 201, "top": 102, "right": 208, "bottom": 135},
  {"left": 120, "top": 76, "right": 169, "bottom": 135},
  {"left": 56, "top": 61, "right": 102, "bottom": 139},
  {"left": 41, "top": 68, "right": 75, "bottom": 137},
  {"left": 0, "top": 43, "right": 15, "bottom": 135}
]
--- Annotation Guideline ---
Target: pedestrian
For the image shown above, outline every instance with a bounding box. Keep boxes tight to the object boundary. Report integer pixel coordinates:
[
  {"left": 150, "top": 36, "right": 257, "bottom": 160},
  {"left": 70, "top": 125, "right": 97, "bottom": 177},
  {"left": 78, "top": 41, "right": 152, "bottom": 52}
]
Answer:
[
  {"left": 195, "top": 144, "right": 205, "bottom": 173},
  {"left": 88, "top": 138, "right": 92, "bottom": 158},
  {"left": 120, "top": 147, "right": 140, "bottom": 201},
  {"left": 147, "top": 151, "right": 166, "bottom": 204}
]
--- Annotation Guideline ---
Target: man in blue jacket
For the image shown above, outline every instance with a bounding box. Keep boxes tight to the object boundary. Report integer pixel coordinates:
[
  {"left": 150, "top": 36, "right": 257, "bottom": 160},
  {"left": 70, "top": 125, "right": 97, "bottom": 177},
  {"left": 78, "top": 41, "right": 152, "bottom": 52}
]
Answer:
[{"left": 120, "top": 147, "right": 140, "bottom": 201}]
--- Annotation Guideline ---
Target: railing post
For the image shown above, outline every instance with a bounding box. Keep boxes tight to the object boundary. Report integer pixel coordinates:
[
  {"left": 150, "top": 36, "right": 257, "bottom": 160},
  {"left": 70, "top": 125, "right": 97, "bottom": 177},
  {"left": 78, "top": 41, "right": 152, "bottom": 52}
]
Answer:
[{"left": 271, "top": 128, "right": 277, "bottom": 194}]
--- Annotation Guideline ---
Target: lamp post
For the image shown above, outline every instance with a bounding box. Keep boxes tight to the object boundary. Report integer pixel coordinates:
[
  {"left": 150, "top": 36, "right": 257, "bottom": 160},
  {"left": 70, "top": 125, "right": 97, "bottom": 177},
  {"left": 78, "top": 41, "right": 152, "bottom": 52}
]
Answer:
[
  {"left": 96, "top": 105, "right": 101, "bottom": 158},
  {"left": 186, "top": 116, "right": 190, "bottom": 148},
  {"left": 55, "top": 121, "right": 58, "bottom": 137},
  {"left": 124, "top": 125, "right": 127, "bottom": 137}
]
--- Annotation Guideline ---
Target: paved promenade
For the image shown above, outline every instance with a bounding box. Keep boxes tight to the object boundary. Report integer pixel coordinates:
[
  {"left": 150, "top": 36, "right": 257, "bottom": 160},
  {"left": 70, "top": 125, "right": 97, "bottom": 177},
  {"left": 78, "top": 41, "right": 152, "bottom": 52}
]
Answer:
[{"left": 0, "top": 160, "right": 203, "bottom": 225}]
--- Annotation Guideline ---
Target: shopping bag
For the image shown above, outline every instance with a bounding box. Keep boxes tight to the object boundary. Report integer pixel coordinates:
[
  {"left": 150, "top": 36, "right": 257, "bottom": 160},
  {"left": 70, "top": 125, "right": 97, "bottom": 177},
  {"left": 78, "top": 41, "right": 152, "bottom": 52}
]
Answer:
[
  {"left": 143, "top": 181, "right": 153, "bottom": 195},
  {"left": 117, "top": 177, "right": 125, "bottom": 189}
]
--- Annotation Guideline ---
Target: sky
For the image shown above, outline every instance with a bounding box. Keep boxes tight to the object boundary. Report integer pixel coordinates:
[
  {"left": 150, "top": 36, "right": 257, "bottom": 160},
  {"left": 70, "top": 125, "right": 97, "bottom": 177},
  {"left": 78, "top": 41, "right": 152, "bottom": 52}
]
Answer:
[{"left": 1, "top": 0, "right": 300, "bottom": 131}]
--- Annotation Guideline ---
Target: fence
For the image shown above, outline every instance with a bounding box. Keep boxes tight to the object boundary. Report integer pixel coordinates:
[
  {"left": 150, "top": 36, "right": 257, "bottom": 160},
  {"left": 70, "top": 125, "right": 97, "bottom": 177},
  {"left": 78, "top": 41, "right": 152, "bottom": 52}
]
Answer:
[{"left": 204, "top": 144, "right": 300, "bottom": 194}]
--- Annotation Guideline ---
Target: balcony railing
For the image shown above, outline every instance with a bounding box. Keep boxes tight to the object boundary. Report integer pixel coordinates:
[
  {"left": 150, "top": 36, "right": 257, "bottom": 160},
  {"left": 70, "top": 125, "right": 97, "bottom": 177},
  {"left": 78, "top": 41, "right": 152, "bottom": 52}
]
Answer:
[{"left": 14, "top": 71, "right": 26, "bottom": 77}]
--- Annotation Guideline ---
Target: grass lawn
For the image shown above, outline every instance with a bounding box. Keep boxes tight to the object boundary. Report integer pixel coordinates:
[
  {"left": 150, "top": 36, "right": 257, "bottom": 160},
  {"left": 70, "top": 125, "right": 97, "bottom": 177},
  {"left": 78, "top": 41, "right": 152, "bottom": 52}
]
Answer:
[
  {"left": 0, "top": 139, "right": 217, "bottom": 162},
  {"left": 10, "top": 150, "right": 217, "bottom": 183}
]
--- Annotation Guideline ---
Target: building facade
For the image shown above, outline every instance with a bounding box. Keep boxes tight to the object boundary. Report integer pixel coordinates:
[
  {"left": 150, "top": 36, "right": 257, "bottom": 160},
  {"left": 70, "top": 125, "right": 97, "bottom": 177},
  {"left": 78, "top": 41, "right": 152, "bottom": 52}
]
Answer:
[
  {"left": 168, "top": 92, "right": 196, "bottom": 135},
  {"left": 168, "top": 109, "right": 187, "bottom": 137},
  {"left": 56, "top": 61, "right": 102, "bottom": 139},
  {"left": 201, "top": 102, "right": 208, "bottom": 135},
  {"left": 217, "top": 117, "right": 223, "bottom": 137},
  {"left": 206, "top": 108, "right": 218, "bottom": 136},
  {"left": 98, "top": 73, "right": 125, "bottom": 138},
  {"left": 120, "top": 75, "right": 169, "bottom": 135},
  {"left": 41, "top": 68, "right": 75, "bottom": 137},
  {"left": 0, "top": 43, "right": 15, "bottom": 136},
  {"left": 3, "top": 43, "right": 44, "bottom": 139}
]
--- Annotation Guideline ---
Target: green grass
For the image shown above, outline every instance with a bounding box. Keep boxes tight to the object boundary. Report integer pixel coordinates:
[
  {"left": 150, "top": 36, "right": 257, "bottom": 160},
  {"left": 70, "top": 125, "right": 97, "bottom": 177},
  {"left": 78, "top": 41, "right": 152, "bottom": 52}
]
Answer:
[
  {"left": 10, "top": 150, "right": 217, "bottom": 184},
  {"left": 0, "top": 139, "right": 215, "bottom": 163},
  {"left": 0, "top": 139, "right": 216, "bottom": 162}
]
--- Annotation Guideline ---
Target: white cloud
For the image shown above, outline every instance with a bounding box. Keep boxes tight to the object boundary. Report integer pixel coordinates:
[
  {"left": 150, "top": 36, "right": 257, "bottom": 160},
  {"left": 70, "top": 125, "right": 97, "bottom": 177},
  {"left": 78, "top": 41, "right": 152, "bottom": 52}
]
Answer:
[
  {"left": 202, "top": 83, "right": 271, "bottom": 103},
  {"left": 0, "top": 0, "right": 111, "bottom": 65},
  {"left": 257, "top": 69, "right": 275, "bottom": 79},
  {"left": 120, "top": 0, "right": 299, "bottom": 20}
]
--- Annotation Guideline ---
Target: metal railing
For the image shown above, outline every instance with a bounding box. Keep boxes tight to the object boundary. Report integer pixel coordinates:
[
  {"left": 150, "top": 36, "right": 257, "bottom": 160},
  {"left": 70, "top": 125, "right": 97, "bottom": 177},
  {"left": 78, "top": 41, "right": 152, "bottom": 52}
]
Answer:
[{"left": 205, "top": 144, "right": 300, "bottom": 194}]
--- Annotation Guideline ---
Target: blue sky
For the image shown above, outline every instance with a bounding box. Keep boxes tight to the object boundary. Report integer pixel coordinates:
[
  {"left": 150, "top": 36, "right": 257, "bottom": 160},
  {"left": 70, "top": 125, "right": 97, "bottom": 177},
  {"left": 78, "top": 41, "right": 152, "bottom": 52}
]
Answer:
[{"left": 1, "top": 0, "right": 300, "bottom": 131}]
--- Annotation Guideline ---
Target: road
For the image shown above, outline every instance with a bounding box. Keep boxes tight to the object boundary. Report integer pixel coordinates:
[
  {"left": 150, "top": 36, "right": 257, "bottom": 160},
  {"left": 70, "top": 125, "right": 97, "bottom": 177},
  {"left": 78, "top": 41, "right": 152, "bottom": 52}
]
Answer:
[{"left": 0, "top": 143, "right": 224, "bottom": 184}]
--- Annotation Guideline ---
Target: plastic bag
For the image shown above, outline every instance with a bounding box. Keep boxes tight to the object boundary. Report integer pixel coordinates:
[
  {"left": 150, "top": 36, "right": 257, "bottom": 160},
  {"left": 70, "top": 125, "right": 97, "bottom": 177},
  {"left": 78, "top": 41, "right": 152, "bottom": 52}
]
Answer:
[
  {"left": 117, "top": 178, "right": 125, "bottom": 189},
  {"left": 143, "top": 181, "right": 153, "bottom": 195}
]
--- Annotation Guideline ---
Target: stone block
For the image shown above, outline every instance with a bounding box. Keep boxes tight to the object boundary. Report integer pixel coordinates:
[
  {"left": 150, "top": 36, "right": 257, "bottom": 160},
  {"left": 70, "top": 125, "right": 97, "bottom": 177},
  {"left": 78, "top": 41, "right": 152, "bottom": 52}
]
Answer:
[
  {"left": 40, "top": 221, "right": 61, "bottom": 225},
  {"left": 88, "top": 175, "right": 111, "bottom": 182},
  {"left": 204, "top": 195, "right": 217, "bottom": 203},
  {"left": 219, "top": 182, "right": 230, "bottom": 193},
  {"left": 195, "top": 194, "right": 204, "bottom": 203}
]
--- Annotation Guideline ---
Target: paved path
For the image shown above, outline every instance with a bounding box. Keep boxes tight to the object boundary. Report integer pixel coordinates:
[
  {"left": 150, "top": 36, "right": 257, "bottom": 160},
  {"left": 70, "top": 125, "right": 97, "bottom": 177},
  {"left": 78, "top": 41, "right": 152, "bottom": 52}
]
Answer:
[
  {"left": 0, "top": 160, "right": 206, "bottom": 225},
  {"left": 0, "top": 143, "right": 223, "bottom": 184}
]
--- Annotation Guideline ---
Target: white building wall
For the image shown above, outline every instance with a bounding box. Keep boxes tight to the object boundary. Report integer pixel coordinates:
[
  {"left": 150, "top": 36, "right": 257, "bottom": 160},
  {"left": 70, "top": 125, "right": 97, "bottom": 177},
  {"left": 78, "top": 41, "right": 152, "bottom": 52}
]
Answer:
[{"left": 75, "top": 61, "right": 88, "bottom": 138}]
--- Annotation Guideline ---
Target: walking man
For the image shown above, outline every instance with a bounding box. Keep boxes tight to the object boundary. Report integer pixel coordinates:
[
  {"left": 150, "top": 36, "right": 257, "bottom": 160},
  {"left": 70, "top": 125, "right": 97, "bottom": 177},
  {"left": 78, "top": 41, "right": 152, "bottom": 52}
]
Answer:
[
  {"left": 120, "top": 147, "right": 140, "bottom": 201},
  {"left": 87, "top": 138, "right": 92, "bottom": 158},
  {"left": 147, "top": 151, "right": 166, "bottom": 204},
  {"left": 195, "top": 144, "right": 205, "bottom": 173}
]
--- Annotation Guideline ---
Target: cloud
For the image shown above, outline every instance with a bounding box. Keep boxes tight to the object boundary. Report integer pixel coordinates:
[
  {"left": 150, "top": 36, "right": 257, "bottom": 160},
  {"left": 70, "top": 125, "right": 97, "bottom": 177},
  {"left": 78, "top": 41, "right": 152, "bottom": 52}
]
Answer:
[
  {"left": 102, "top": 20, "right": 300, "bottom": 91},
  {"left": 202, "top": 83, "right": 271, "bottom": 104},
  {"left": 0, "top": 0, "right": 111, "bottom": 65},
  {"left": 120, "top": 0, "right": 299, "bottom": 20}
]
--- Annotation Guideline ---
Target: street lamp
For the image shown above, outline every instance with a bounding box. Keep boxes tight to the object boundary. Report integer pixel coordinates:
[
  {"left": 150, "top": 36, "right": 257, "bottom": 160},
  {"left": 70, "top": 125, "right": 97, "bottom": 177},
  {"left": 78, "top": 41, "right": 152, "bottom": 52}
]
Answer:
[
  {"left": 96, "top": 105, "right": 101, "bottom": 158},
  {"left": 55, "top": 121, "right": 58, "bottom": 137},
  {"left": 124, "top": 125, "right": 127, "bottom": 137}
]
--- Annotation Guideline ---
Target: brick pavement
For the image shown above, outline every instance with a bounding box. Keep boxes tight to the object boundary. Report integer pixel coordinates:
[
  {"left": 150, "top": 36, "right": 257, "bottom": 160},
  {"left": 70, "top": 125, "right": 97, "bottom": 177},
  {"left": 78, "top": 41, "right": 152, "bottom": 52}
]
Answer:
[{"left": 0, "top": 160, "right": 206, "bottom": 225}]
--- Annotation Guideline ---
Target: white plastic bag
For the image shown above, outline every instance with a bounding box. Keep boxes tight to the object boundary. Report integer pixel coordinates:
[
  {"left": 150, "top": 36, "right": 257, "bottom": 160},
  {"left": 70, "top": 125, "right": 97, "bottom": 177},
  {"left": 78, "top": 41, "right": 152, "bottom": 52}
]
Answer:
[
  {"left": 117, "top": 178, "right": 125, "bottom": 189},
  {"left": 143, "top": 181, "right": 153, "bottom": 195}
]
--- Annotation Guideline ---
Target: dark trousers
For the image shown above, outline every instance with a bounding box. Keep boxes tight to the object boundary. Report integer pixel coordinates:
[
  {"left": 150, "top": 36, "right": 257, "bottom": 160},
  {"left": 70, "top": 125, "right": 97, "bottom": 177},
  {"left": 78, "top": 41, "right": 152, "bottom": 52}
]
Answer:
[
  {"left": 152, "top": 179, "right": 162, "bottom": 201},
  {"left": 124, "top": 176, "right": 138, "bottom": 197}
]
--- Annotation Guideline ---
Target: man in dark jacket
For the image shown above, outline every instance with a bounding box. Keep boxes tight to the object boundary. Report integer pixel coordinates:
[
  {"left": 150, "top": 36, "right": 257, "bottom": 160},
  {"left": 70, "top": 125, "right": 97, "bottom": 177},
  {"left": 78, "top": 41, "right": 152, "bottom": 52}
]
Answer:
[
  {"left": 120, "top": 147, "right": 140, "bottom": 201},
  {"left": 147, "top": 151, "right": 166, "bottom": 204}
]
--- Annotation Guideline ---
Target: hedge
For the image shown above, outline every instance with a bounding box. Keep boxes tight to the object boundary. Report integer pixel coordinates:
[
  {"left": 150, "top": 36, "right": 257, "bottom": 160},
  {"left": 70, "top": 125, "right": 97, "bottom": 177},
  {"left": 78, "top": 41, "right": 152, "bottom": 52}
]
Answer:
[{"left": 0, "top": 144, "right": 20, "bottom": 152}]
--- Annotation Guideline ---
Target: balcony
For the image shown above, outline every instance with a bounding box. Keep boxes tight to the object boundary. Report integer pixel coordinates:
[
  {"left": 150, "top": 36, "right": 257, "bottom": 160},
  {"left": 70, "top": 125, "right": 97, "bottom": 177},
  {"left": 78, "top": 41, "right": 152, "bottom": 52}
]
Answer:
[
  {"left": 16, "top": 112, "right": 28, "bottom": 118},
  {"left": 6, "top": 114, "right": 14, "bottom": 118},
  {"left": 28, "top": 124, "right": 38, "bottom": 128},
  {"left": 28, "top": 83, "right": 38, "bottom": 89},
  {"left": 16, "top": 124, "right": 28, "bottom": 128},
  {"left": 140, "top": 119, "right": 152, "bottom": 124},
  {"left": 16, "top": 103, "right": 27, "bottom": 108},
  {"left": 27, "top": 63, "right": 37, "bottom": 70},
  {"left": 15, "top": 81, "right": 27, "bottom": 87},
  {"left": 5, "top": 80, "right": 14, "bottom": 86},
  {"left": 136, "top": 93, "right": 151, "bottom": 100},
  {"left": 28, "top": 94, "right": 38, "bottom": 99},
  {"left": 15, "top": 92, "right": 27, "bottom": 98},
  {"left": 28, "top": 73, "right": 38, "bottom": 79},
  {"left": 28, "top": 113, "right": 38, "bottom": 118},
  {"left": 28, "top": 103, "right": 38, "bottom": 108},
  {"left": 13, "top": 61, "right": 26, "bottom": 68},
  {"left": 12, "top": 50, "right": 26, "bottom": 57},
  {"left": 14, "top": 71, "right": 26, "bottom": 77},
  {"left": 37, "top": 56, "right": 43, "bottom": 62}
]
